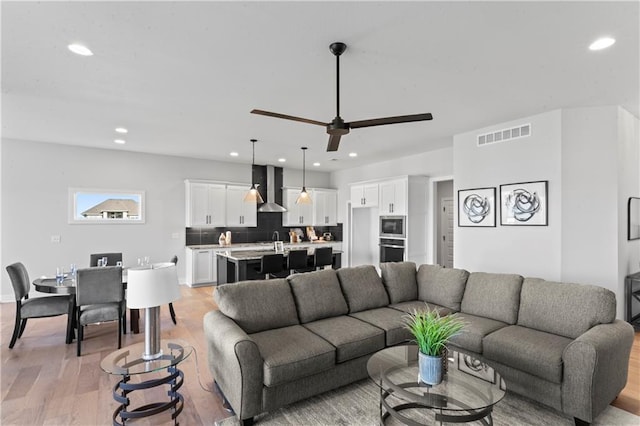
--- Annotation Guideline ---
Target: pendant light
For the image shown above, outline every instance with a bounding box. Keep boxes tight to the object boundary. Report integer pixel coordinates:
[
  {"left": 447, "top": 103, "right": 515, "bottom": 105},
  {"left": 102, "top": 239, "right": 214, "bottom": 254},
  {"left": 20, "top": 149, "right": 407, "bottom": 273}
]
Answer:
[
  {"left": 296, "top": 146, "right": 312, "bottom": 204},
  {"left": 244, "top": 139, "right": 264, "bottom": 203}
]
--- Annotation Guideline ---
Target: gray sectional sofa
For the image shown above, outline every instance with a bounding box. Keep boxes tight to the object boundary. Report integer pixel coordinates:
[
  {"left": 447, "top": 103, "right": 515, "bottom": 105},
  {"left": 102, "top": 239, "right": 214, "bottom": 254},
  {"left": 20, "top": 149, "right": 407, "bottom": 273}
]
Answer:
[{"left": 203, "top": 262, "right": 634, "bottom": 425}]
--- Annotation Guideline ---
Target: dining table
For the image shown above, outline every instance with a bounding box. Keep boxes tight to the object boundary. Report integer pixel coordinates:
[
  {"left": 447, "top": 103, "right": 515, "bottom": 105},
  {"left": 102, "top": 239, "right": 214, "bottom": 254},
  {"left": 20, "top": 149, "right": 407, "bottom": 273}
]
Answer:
[{"left": 33, "top": 271, "right": 141, "bottom": 334}]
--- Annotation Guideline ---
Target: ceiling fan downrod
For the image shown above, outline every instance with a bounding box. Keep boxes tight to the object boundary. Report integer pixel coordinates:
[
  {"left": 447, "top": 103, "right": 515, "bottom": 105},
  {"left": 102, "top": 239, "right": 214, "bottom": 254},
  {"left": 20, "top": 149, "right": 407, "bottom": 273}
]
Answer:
[{"left": 330, "top": 42, "right": 347, "bottom": 118}]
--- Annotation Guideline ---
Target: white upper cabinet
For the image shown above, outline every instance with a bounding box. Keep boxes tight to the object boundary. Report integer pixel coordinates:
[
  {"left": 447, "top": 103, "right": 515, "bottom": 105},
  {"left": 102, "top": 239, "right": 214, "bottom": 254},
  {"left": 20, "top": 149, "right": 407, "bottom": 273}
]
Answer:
[
  {"left": 379, "top": 179, "right": 407, "bottom": 215},
  {"left": 350, "top": 183, "right": 379, "bottom": 208},
  {"left": 312, "top": 189, "right": 338, "bottom": 226},
  {"left": 225, "top": 185, "right": 257, "bottom": 227},
  {"left": 282, "top": 188, "right": 314, "bottom": 226},
  {"left": 186, "top": 181, "right": 226, "bottom": 227}
]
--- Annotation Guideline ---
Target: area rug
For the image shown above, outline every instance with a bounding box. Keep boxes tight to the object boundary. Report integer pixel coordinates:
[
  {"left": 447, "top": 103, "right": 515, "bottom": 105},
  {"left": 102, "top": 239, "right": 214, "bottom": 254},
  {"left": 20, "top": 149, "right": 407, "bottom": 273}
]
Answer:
[{"left": 216, "top": 379, "right": 639, "bottom": 425}]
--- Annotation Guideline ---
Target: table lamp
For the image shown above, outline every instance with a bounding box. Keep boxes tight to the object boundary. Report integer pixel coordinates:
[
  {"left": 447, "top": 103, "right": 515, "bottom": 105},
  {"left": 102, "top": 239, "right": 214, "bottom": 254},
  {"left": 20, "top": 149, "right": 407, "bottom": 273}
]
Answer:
[{"left": 127, "top": 262, "right": 180, "bottom": 360}]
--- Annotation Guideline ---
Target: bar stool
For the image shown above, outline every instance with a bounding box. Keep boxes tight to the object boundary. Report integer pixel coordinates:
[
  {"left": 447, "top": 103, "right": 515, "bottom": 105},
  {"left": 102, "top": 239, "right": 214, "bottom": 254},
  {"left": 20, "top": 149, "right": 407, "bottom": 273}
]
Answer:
[
  {"left": 256, "top": 254, "right": 285, "bottom": 279},
  {"left": 287, "top": 250, "right": 313, "bottom": 274},
  {"left": 313, "top": 247, "right": 333, "bottom": 270}
]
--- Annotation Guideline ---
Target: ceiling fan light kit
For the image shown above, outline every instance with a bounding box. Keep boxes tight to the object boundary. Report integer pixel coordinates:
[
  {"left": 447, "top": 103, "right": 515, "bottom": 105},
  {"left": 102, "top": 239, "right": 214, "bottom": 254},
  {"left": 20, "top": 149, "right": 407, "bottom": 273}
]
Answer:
[
  {"left": 251, "top": 41, "right": 433, "bottom": 152},
  {"left": 244, "top": 139, "right": 265, "bottom": 204},
  {"left": 296, "top": 147, "right": 312, "bottom": 205}
]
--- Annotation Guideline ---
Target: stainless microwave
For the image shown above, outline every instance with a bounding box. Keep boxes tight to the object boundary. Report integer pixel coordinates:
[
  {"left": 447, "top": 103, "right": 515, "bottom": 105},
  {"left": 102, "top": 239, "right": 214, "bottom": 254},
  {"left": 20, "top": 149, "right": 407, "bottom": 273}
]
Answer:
[{"left": 380, "top": 216, "right": 406, "bottom": 238}]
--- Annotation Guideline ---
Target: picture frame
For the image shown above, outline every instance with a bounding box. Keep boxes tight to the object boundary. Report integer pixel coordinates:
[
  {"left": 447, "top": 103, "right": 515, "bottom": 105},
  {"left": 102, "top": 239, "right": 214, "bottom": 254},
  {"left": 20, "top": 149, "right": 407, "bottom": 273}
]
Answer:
[
  {"left": 629, "top": 197, "right": 640, "bottom": 241},
  {"left": 458, "top": 187, "right": 496, "bottom": 227},
  {"left": 457, "top": 353, "right": 495, "bottom": 384},
  {"left": 500, "top": 180, "right": 548, "bottom": 226},
  {"left": 68, "top": 188, "right": 145, "bottom": 224}
]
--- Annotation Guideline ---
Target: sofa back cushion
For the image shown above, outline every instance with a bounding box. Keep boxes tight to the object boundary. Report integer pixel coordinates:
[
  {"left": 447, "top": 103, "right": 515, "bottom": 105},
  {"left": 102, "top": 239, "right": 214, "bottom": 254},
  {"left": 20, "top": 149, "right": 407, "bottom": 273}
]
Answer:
[
  {"left": 417, "top": 264, "right": 469, "bottom": 311},
  {"left": 288, "top": 269, "right": 349, "bottom": 323},
  {"left": 336, "top": 265, "right": 389, "bottom": 313},
  {"left": 380, "top": 262, "right": 418, "bottom": 303},
  {"left": 518, "top": 278, "right": 616, "bottom": 339},
  {"left": 461, "top": 272, "right": 523, "bottom": 324},
  {"left": 215, "top": 279, "right": 299, "bottom": 334}
]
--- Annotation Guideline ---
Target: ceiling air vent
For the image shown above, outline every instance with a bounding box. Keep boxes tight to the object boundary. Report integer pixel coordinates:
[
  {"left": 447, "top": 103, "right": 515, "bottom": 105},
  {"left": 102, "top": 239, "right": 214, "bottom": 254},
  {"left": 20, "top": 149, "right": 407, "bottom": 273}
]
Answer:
[{"left": 477, "top": 123, "right": 531, "bottom": 147}]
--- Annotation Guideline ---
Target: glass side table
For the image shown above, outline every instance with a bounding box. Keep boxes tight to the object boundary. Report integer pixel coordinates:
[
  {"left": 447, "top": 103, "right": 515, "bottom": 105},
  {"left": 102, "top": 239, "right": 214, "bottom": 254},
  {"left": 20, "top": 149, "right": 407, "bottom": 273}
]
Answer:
[{"left": 100, "top": 339, "right": 192, "bottom": 426}]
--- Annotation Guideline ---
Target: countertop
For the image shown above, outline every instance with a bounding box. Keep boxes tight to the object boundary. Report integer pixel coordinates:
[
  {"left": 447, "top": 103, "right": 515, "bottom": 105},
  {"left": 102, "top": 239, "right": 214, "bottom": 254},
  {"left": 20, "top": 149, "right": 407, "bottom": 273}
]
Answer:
[
  {"left": 217, "top": 248, "right": 343, "bottom": 261},
  {"left": 186, "top": 241, "right": 341, "bottom": 250}
]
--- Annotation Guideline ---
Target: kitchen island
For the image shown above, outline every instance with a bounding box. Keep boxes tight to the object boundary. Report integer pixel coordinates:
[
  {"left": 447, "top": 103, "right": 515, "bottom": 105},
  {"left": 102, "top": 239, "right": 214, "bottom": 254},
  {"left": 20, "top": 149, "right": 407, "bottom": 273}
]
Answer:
[{"left": 216, "top": 247, "right": 342, "bottom": 284}]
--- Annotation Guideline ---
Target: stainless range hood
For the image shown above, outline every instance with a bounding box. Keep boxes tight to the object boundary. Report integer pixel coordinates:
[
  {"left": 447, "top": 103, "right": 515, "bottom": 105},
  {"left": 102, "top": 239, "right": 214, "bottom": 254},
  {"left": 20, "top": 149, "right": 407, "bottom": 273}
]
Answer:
[{"left": 258, "top": 165, "right": 287, "bottom": 213}]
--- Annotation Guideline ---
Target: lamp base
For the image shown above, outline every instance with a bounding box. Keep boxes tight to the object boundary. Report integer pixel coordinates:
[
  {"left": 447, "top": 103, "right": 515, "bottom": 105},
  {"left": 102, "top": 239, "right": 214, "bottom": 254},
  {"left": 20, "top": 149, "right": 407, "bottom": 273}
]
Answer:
[{"left": 142, "top": 306, "right": 162, "bottom": 360}]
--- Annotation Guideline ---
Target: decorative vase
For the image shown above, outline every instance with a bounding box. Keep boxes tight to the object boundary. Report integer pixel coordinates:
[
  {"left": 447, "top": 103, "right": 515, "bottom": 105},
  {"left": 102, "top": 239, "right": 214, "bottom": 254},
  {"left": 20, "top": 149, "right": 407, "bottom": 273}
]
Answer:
[{"left": 418, "top": 351, "right": 444, "bottom": 385}]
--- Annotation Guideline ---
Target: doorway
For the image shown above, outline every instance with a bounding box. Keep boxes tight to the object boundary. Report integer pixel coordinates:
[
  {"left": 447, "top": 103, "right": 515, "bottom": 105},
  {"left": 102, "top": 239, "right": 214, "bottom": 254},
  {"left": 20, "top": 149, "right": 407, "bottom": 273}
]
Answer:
[
  {"left": 439, "top": 197, "right": 454, "bottom": 268},
  {"left": 435, "top": 180, "right": 454, "bottom": 267}
]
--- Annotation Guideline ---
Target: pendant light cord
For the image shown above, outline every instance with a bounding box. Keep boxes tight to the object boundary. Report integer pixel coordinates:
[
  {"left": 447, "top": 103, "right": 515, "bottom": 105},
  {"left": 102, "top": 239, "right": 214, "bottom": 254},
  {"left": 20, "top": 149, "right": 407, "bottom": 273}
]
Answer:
[
  {"left": 251, "top": 139, "right": 257, "bottom": 167},
  {"left": 302, "top": 147, "right": 307, "bottom": 189}
]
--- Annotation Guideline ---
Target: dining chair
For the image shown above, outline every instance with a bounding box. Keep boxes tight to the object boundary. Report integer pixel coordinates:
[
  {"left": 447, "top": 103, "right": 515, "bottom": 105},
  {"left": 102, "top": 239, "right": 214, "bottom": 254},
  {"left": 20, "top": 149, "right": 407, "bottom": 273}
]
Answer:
[
  {"left": 287, "top": 250, "right": 313, "bottom": 274},
  {"left": 75, "top": 266, "right": 124, "bottom": 356},
  {"left": 313, "top": 247, "right": 333, "bottom": 270},
  {"left": 89, "top": 252, "right": 123, "bottom": 267},
  {"left": 6, "top": 262, "right": 75, "bottom": 349},
  {"left": 168, "top": 255, "right": 178, "bottom": 325},
  {"left": 256, "top": 254, "right": 285, "bottom": 279}
]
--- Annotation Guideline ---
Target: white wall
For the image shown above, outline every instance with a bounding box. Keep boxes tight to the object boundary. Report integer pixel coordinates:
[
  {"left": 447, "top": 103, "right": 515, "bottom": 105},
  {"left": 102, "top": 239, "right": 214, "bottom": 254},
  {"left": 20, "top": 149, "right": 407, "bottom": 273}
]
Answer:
[
  {"left": 1, "top": 139, "right": 329, "bottom": 301},
  {"left": 617, "top": 107, "right": 640, "bottom": 319},
  {"left": 454, "top": 106, "right": 640, "bottom": 320},
  {"left": 454, "top": 110, "right": 563, "bottom": 278}
]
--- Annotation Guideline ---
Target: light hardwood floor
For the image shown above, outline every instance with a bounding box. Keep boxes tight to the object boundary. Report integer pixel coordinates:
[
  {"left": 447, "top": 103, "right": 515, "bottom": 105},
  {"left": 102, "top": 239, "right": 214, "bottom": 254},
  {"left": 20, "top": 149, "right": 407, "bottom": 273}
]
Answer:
[{"left": 1, "top": 285, "right": 639, "bottom": 425}]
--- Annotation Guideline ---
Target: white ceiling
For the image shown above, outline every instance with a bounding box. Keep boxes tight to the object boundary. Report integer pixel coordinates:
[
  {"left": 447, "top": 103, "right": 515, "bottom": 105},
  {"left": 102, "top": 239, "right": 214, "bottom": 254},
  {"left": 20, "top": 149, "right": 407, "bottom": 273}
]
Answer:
[{"left": 2, "top": 1, "right": 638, "bottom": 172}]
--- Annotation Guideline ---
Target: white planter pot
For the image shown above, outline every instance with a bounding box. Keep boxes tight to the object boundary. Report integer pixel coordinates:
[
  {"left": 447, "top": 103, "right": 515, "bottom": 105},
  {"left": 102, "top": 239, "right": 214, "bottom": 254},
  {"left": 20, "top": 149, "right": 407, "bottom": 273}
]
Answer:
[{"left": 418, "top": 351, "right": 443, "bottom": 385}]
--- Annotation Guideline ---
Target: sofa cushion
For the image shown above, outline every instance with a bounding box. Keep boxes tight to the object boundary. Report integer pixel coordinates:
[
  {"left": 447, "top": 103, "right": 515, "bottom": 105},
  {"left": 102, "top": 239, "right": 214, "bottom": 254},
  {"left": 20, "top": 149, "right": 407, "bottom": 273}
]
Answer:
[
  {"left": 349, "top": 307, "right": 412, "bottom": 346},
  {"left": 483, "top": 325, "right": 572, "bottom": 384},
  {"left": 303, "top": 316, "right": 385, "bottom": 363},
  {"left": 288, "top": 269, "right": 349, "bottom": 323},
  {"left": 518, "top": 278, "right": 616, "bottom": 339},
  {"left": 448, "top": 312, "right": 508, "bottom": 354},
  {"left": 215, "top": 279, "right": 299, "bottom": 334},
  {"left": 417, "top": 264, "right": 469, "bottom": 311},
  {"left": 460, "top": 272, "right": 523, "bottom": 324},
  {"left": 389, "top": 300, "right": 452, "bottom": 316},
  {"left": 336, "top": 266, "right": 389, "bottom": 313},
  {"left": 380, "top": 261, "right": 418, "bottom": 303},
  {"left": 249, "top": 325, "right": 336, "bottom": 387}
]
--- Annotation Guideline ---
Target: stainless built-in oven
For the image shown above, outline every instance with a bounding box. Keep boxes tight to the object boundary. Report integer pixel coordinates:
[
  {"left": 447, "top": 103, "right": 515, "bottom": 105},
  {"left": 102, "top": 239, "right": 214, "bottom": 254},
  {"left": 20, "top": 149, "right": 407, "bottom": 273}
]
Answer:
[
  {"left": 380, "top": 216, "right": 406, "bottom": 238},
  {"left": 379, "top": 238, "right": 405, "bottom": 263}
]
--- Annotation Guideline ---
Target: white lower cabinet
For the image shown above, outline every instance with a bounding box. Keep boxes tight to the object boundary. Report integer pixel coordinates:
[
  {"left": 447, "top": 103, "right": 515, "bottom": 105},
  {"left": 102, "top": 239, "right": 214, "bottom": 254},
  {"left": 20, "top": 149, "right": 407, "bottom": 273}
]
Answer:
[{"left": 186, "top": 248, "right": 226, "bottom": 286}]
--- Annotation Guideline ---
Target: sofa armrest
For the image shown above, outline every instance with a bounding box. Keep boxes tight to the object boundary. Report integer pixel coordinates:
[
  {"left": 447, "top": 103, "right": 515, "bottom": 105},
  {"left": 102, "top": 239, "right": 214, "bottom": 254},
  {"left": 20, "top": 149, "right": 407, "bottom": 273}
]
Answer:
[
  {"left": 203, "top": 310, "right": 264, "bottom": 420},
  {"left": 562, "top": 320, "right": 634, "bottom": 422}
]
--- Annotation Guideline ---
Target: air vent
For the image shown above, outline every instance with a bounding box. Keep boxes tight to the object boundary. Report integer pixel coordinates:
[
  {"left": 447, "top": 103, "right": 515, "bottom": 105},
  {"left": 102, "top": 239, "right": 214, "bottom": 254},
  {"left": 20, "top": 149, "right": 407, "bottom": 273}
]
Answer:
[{"left": 477, "top": 123, "right": 531, "bottom": 147}]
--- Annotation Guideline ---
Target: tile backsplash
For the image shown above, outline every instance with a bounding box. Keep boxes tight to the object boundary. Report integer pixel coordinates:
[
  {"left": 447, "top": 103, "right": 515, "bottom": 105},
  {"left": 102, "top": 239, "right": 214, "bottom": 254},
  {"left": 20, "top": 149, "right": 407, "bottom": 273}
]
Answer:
[{"left": 186, "top": 212, "right": 342, "bottom": 246}]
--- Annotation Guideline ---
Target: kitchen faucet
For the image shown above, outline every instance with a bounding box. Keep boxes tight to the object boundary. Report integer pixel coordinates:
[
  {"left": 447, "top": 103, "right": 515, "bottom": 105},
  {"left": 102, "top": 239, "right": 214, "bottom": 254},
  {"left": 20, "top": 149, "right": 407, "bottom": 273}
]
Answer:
[{"left": 272, "top": 231, "right": 280, "bottom": 241}]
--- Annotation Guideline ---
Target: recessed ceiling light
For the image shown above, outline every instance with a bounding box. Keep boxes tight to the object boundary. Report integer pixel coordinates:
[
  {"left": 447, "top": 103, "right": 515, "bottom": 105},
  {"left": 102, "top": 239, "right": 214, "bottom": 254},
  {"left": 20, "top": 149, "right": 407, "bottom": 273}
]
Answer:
[
  {"left": 278, "top": 158, "right": 286, "bottom": 163},
  {"left": 67, "top": 43, "right": 93, "bottom": 56},
  {"left": 114, "top": 139, "right": 126, "bottom": 145},
  {"left": 115, "top": 127, "right": 128, "bottom": 134},
  {"left": 313, "top": 162, "right": 320, "bottom": 167},
  {"left": 348, "top": 152, "right": 358, "bottom": 157},
  {"left": 230, "top": 152, "right": 239, "bottom": 157},
  {"left": 589, "top": 37, "right": 616, "bottom": 51}
]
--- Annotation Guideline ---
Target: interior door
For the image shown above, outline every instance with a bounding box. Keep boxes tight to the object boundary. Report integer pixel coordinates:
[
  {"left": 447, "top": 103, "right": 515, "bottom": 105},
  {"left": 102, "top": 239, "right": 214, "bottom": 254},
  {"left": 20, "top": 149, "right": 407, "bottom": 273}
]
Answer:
[{"left": 440, "top": 197, "right": 454, "bottom": 268}]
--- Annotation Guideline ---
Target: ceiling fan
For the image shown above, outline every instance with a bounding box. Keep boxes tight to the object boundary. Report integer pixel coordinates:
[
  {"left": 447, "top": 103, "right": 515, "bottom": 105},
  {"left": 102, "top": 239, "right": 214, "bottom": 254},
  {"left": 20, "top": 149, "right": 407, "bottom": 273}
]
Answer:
[{"left": 251, "top": 42, "right": 433, "bottom": 152}]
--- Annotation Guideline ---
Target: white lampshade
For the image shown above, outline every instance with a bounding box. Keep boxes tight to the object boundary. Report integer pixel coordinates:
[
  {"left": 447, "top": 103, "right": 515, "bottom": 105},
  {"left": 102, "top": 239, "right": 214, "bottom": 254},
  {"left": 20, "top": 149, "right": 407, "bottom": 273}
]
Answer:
[{"left": 127, "top": 262, "right": 180, "bottom": 309}]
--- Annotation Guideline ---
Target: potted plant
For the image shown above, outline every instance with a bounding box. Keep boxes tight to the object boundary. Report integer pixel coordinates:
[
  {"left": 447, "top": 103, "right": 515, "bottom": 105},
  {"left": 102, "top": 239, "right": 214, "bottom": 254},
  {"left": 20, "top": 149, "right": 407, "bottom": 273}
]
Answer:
[{"left": 404, "top": 308, "right": 465, "bottom": 385}]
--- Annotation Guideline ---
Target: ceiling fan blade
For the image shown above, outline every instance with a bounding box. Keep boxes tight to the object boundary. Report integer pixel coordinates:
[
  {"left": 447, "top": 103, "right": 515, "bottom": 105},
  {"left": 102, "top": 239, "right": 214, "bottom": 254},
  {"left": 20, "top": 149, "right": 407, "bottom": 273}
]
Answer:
[
  {"left": 251, "top": 109, "right": 328, "bottom": 127},
  {"left": 349, "top": 113, "right": 433, "bottom": 129},
  {"left": 327, "top": 134, "right": 342, "bottom": 152}
]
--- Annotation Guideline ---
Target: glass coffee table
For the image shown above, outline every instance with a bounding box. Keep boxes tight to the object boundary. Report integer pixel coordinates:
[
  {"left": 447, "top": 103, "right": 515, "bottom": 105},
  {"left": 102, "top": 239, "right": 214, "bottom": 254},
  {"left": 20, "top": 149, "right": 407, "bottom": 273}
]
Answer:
[{"left": 367, "top": 345, "right": 505, "bottom": 425}]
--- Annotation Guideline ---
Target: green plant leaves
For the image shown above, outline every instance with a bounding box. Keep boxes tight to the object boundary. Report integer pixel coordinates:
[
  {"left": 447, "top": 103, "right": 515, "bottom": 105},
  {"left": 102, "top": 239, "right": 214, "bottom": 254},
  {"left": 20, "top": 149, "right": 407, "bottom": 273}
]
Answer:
[{"left": 404, "top": 306, "right": 465, "bottom": 356}]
